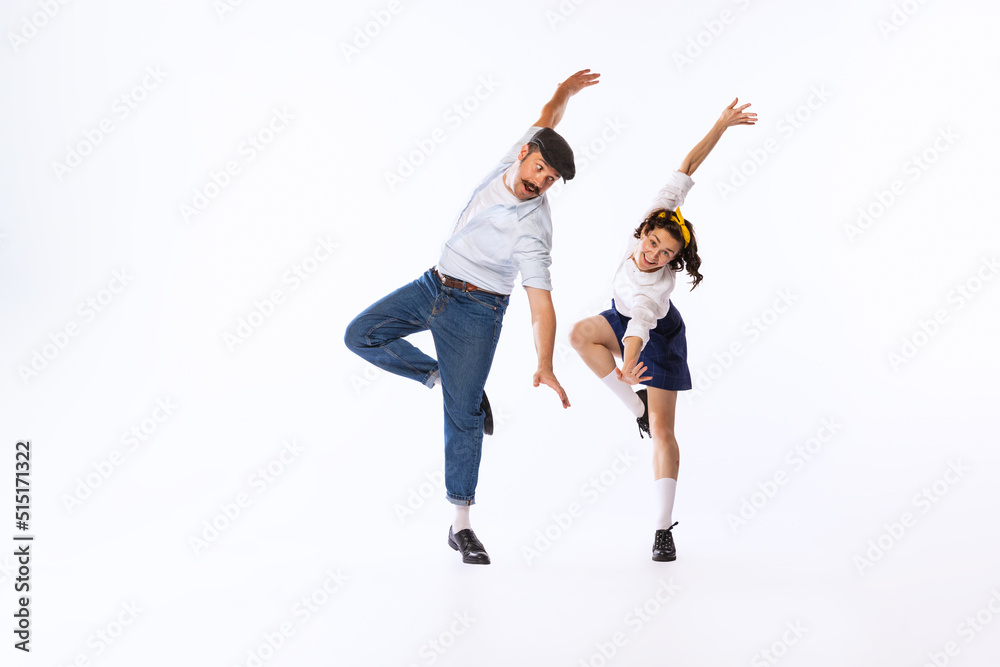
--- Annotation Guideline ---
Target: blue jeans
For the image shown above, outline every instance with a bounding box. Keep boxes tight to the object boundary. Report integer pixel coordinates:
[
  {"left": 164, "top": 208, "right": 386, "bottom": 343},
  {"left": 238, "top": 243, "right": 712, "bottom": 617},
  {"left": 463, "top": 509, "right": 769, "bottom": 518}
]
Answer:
[{"left": 344, "top": 269, "right": 508, "bottom": 505}]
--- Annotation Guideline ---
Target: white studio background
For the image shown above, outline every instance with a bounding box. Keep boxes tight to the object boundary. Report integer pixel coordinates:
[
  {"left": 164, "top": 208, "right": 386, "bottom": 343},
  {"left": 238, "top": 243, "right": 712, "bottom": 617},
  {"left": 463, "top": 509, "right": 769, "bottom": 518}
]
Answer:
[{"left": 2, "top": 0, "right": 999, "bottom": 665}]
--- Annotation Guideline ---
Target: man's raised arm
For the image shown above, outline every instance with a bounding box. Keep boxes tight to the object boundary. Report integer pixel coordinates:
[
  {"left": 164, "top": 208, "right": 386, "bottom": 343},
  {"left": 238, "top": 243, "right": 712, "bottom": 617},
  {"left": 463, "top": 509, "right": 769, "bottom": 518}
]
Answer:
[{"left": 533, "top": 69, "right": 601, "bottom": 129}]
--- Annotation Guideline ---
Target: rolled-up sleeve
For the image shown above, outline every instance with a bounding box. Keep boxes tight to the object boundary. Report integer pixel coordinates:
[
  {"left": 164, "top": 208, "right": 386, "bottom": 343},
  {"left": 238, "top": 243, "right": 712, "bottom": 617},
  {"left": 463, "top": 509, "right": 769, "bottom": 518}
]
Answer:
[
  {"left": 512, "top": 232, "right": 552, "bottom": 291},
  {"left": 642, "top": 171, "right": 695, "bottom": 218},
  {"left": 623, "top": 293, "right": 664, "bottom": 348}
]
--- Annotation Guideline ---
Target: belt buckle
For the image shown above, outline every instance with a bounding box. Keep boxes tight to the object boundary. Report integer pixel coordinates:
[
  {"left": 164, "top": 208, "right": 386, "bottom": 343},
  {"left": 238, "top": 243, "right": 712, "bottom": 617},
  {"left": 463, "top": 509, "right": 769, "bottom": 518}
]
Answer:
[{"left": 440, "top": 270, "right": 470, "bottom": 292}]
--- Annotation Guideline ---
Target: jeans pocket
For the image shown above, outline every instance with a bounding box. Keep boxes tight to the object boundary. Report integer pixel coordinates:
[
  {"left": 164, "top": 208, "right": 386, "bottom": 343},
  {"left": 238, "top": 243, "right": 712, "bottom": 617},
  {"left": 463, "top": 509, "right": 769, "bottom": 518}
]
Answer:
[{"left": 466, "top": 291, "right": 507, "bottom": 314}]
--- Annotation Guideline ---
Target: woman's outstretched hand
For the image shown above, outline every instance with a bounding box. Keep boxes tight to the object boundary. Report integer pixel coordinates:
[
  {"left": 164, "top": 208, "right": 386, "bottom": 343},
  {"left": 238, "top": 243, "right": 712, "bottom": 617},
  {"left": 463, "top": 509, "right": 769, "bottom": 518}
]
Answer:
[
  {"left": 615, "top": 359, "right": 653, "bottom": 385},
  {"left": 679, "top": 98, "right": 758, "bottom": 175},
  {"left": 719, "top": 98, "right": 757, "bottom": 128}
]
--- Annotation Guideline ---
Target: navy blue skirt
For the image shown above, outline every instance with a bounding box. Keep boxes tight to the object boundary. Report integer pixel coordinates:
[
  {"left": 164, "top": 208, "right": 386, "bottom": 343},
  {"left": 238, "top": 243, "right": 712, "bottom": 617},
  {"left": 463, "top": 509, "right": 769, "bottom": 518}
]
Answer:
[{"left": 600, "top": 299, "right": 692, "bottom": 391}]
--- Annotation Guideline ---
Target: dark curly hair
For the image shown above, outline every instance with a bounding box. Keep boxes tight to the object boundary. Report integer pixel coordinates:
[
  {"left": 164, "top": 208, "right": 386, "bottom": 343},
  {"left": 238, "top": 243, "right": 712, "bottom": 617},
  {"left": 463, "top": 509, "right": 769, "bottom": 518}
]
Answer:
[{"left": 633, "top": 208, "right": 703, "bottom": 289}]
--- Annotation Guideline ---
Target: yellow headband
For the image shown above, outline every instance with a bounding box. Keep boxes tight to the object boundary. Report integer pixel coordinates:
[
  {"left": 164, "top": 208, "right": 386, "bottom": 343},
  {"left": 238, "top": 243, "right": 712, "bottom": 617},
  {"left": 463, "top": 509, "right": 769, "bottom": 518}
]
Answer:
[{"left": 657, "top": 208, "right": 690, "bottom": 247}]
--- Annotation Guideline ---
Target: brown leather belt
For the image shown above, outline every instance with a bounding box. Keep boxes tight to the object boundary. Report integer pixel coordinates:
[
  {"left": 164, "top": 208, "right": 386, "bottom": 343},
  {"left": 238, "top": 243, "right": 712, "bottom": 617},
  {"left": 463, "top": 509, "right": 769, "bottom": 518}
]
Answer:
[{"left": 435, "top": 269, "right": 509, "bottom": 297}]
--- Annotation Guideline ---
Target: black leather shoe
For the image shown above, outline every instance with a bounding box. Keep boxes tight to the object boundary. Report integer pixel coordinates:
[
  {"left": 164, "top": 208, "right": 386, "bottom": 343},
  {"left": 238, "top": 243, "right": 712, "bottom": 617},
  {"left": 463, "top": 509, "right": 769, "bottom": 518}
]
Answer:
[
  {"left": 481, "top": 391, "right": 494, "bottom": 436},
  {"left": 448, "top": 527, "right": 491, "bottom": 565},
  {"left": 652, "top": 521, "right": 678, "bottom": 562},
  {"left": 636, "top": 388, "right": 650, "bottom": 439}
]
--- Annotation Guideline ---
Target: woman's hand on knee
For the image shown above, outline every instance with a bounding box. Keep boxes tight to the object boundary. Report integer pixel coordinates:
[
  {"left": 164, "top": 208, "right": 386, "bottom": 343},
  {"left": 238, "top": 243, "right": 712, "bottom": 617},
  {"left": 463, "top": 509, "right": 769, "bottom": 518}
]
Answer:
[{"left": 615, "top": 360, "right": 652, "bottom": 385}]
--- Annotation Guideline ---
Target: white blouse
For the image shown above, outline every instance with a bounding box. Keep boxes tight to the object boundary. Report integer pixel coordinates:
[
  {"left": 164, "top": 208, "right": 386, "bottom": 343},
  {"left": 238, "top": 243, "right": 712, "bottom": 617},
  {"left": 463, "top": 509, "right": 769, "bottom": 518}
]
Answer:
[{"left": 610, "top": 171, "right": 695, "bottom": 348}]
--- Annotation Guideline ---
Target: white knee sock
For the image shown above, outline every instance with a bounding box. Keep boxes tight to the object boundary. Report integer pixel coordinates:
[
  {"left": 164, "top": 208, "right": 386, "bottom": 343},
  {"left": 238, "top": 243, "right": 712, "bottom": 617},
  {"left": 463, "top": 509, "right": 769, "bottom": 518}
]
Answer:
[
  {"left": 601, "top": 371, "right": 645, "bottom": 418},
  {"left": 452, "top": 505, "right": 472, "bottom": 532},
  {"left": 655, "top": 477, "right": 677, "bottom": 530}
]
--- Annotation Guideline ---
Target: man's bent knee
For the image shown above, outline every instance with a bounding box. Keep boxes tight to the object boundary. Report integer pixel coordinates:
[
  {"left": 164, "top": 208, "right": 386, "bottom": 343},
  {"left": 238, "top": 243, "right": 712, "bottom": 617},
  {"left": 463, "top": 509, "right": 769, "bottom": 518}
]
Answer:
[{"left": 344, "top": 315, "right": 369, "bottom": 352}]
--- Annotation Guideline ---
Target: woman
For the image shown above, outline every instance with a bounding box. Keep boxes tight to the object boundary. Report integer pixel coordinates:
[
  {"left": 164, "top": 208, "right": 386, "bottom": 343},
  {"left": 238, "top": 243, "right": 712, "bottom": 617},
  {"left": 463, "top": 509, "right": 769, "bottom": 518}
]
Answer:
[{"left": 569, "top": 99, "right": 756, "bottom": 561}]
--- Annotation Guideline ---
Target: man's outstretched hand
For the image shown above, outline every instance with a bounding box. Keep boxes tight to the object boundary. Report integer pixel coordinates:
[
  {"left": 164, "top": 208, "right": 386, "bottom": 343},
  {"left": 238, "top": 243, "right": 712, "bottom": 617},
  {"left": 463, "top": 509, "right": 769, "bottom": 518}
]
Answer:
[
  {"left": 533, "top": 368, "right": 571, "bottom": 408},
  {"left": 559, "top": 69, "right": 601, "bottom": 97},
  {"left": 534, "top": 69, "right": 600, "bottom": 129}
]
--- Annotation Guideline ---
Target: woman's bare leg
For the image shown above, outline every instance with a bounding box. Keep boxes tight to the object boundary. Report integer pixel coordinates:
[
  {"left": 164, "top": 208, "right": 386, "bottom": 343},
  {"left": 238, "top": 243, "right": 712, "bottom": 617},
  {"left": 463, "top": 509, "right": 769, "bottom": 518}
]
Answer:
[
  {"left": 648, "top": 387, "right": 680, "bottom": 560},
  {"left": 569, "top": 315, "right": 620, "bottom": 376},
  {"left": 647, "top": 387, "right": 680, "bottom": 480},
  {"left": 570, "top": 316, "right": 645, "bottom": 417}
]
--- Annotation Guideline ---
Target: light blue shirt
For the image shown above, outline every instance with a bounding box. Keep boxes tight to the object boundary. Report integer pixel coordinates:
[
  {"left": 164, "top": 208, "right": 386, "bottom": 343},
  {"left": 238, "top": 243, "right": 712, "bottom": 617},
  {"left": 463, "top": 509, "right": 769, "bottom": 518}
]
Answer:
[{"left": 437, "top": 126, "right": 553, "bottom": 294}]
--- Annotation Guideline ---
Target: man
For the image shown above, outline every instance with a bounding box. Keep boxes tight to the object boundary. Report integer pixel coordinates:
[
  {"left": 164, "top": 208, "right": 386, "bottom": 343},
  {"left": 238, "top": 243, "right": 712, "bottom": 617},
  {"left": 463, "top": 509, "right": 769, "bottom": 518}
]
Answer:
[{"left": 345, "top": 68, "right": 599, "bottom": 565}]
